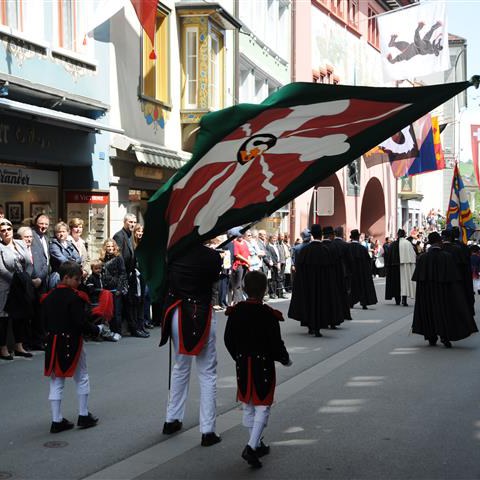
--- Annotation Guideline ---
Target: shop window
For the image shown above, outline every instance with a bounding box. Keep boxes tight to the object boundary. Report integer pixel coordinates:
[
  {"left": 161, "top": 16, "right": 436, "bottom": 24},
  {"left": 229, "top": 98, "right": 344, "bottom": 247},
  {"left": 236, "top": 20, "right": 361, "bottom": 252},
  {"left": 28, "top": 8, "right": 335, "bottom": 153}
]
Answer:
[
  {"left": 58, "top": 0, "right": 77, "bottom": 51},
  {"left": 184, "top": 26, "right": 198, "bottom": 108},
  {"left": 0, "top": 0, "right": 23, "bottom": 30},
  {"left": 142, "top": 8, "right": 170, "bottom": 106},
  {"left": 368, "top": 6, "right": 379, "bottom": 49}
]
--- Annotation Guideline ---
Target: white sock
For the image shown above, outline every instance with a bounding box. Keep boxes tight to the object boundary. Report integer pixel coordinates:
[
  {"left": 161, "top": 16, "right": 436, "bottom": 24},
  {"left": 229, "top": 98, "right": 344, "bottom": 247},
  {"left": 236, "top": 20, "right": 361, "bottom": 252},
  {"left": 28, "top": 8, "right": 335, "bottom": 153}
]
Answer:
[
  {"left": 248, "top": 421, "right": 264, "bottom": 450},
  {"left": 78, "top": 394, "right": 89, "bottom": 416},
  {"left": 50, "top": 400, "right": 62, "bottom": 422}
]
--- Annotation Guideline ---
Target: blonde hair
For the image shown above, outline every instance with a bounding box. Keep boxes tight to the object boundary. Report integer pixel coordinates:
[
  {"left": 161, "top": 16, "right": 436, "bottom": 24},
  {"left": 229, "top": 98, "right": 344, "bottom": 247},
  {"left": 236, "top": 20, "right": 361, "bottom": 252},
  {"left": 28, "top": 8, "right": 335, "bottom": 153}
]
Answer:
[
  {"left": 90, "top": 259, "right": 103, "bottom": 270},
  {"left": 133, "top": 223, "right": 144, "bottom": 249},
  {"left": 69, "top": 217, "right": 84, "bottom": 229},
  {"left": 54, "top": 221, "right": 69, "bottom": 233},
  {"left": 99, "top": 239, "right": 120, "bottom": 260}
]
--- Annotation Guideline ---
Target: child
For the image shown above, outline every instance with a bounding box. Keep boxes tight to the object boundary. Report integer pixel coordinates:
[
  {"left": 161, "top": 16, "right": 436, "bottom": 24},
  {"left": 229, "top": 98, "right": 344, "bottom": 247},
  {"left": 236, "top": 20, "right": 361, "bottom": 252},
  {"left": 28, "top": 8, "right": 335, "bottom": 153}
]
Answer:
[
  {"left": 224, "top": 270, "right": 292, "bottom": 469},
  {"left": 41, "top": 261, "right": 104, "bottom": 434},
  {"left": 85, "top": 261, "right": 118, "bottom": 342}
]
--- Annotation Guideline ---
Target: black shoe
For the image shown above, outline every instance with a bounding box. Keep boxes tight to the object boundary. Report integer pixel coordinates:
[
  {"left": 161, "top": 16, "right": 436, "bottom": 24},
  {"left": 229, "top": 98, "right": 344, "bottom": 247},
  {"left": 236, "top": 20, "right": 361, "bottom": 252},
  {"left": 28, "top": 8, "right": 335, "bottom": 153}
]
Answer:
[
  {"left": 144, "top": 322, "right": 155, "bottom": 329},
  {"left": 428, "top": 337, "right": 438, "bottom": 346},
  {"left": 163, "top": 419, "right": 182, "bottom": 435},
  {"left": 441, "top": 339, "right": 452, "bottom": 348},
  {"left": 241, "top": 445, "right": 262, "bottom": 468},
  {"left": 0, "top": 353, "right": 13, "bottom": 361},
  {"left": 201, "top": 432, "right": 221, "bottom": 446},
  {"left": 131, "top": 330, "right": 149, "bottom": 338},
  {"left": 314, "top": 330, "right": 323, "bottom": 337},
  {"left": 362, "top": 305, "right": 368, "bottom": 310},
  {"left": 77, "top": 412, "right": 99, "bottom": 429},
  {"left": 329, "top": 325, "right": 337, "bottom": 330},
  {"left": 308, "top": 328, "right": 314, "bottom": 335},
  {"left": 269, "top": 294, "right": 277, "bottom": 299},
  {"left": 50, "top": 418, "right": 74, "bottom": 434},
  {"left": 256, "top": 439, "right": 270, "bottom": 457},
  {"left": 14, "top": 350, "right": 33, "bottom": 358},
  {"left": 141, "top": 329, "right": 151, "bottom": 336},
  {"left": 28, "top": 344, "right": 45, "bottom": 351}
]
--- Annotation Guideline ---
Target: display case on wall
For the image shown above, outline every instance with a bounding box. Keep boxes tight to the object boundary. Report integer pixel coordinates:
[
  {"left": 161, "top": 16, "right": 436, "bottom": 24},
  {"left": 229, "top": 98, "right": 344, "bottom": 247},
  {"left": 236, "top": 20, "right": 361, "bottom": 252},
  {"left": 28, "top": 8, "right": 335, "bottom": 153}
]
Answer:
[{"left": 65, "top": 191, "right": 109, "bottom": 263}]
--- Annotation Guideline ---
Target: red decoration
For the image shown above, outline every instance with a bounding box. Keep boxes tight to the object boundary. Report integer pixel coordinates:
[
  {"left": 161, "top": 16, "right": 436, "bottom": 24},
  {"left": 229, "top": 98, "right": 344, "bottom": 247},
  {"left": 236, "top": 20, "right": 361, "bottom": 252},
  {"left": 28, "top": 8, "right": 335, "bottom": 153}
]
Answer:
[{"left": 130, "top": 0, "right": 157, "bottom": 46}]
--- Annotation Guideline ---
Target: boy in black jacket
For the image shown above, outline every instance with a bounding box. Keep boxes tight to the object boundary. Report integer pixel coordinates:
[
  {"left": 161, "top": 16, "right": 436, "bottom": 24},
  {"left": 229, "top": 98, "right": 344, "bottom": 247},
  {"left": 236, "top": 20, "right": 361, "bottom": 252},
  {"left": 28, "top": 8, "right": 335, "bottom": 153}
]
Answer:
[
  {"left": 224, "top": 270, "right": 292, "bottom": 469},
  {"left": 42, "top": 261, "right": 103, "bottom": 433}
]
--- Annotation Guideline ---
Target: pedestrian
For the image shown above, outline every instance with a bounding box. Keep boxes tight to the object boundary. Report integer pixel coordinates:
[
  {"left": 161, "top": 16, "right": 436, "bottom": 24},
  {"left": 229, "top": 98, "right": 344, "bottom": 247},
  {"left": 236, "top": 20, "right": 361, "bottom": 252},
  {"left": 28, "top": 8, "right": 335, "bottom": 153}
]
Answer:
[
  {"left": 224, "top": 270, "right": 291, "bottom": 469},
  {"left": 41, "top": 261, "right": 103, "bottom": 433},
  {"left": 411, "top": 232, "right": 478, "bottom": 347},
  {"left": 385, "top": 229, "right": 416, "bottom": 306},
  {"left": 231, "top": 232, "right": 250, "bottom": 304},
  {"left": 0, "top": 219, "right": 37, "bottom": 359},
  {"left": 28, "top": 213, "right": 51, "bottom": 350},
  {"left": 288, "top": 224, "right": 343, "bottom": 336},
  {"left": 160, "top": 241, "right": 223, "bottom": 447},
  {"left": 471, "top": 244, "right": 480, "bottom": 295},
  {"left": 334, "top": 226, "right": 354, "bottom": 319},
  {"left": 348, "top": 229, "right": 378, "bottom": 310},
  {"left": 113, "top": 214, "right": 149, "bottom": 338}
]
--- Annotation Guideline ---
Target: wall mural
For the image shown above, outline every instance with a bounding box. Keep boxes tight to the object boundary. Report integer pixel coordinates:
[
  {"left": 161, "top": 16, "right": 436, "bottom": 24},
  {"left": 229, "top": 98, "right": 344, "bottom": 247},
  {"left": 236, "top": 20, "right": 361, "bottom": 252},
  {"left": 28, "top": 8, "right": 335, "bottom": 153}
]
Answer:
[{"left": 140, "top": 99, "right": 166, "bottom": 131}]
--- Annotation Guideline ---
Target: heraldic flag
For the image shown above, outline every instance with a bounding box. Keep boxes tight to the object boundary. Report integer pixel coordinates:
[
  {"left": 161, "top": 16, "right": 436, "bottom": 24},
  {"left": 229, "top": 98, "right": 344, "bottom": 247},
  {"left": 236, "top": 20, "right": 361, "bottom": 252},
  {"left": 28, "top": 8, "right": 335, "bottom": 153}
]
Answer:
[
  {"left": 446, "top": 163, "right": 476, "bottom": 243},
  {"left": 378, "top": 1, "right": 449, "bottom": 82},
  {"left": 137, "top": 80, "right": 473, "bottom": 299},
  {"left": 471, "top": 124, "right": 480, "bottom": 188},
  {"left": 365, "top": 114, "right": 445, "bottom": 177}
]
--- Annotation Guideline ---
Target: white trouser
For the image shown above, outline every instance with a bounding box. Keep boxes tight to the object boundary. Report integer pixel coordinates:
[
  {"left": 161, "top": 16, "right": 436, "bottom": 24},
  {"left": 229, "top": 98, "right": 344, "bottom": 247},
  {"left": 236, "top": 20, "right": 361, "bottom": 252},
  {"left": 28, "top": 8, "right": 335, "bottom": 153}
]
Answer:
[
  {"left": 166, "top": 308, "right": 217, "bottom": 433},
  {"left": 242, "top": 402, "right": 270, "bottom": 428},
  {"left": 48, "top": 347, "right": 90, "bottom": 400},
  {"left": 242, "top": 402, "right": 271, "bottom": 449}
]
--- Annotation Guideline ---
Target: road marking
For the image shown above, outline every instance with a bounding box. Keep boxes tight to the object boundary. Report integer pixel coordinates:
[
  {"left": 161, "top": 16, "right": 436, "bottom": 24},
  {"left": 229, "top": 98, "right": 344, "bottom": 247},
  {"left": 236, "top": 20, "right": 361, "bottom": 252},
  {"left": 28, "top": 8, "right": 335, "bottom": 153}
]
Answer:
[{"left": 83, "top": 312, "right": 412, "bottom": 480}]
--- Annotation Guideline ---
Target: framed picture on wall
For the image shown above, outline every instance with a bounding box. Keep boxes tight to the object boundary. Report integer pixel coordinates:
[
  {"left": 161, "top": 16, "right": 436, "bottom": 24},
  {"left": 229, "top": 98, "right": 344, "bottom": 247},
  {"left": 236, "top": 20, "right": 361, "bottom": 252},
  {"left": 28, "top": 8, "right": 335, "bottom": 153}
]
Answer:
[
  {"left": 30, "top": 202, "right": 50, "bottom": 219},
  {"left": 6, "top": 202, "right": 24, "bottom": 224}
]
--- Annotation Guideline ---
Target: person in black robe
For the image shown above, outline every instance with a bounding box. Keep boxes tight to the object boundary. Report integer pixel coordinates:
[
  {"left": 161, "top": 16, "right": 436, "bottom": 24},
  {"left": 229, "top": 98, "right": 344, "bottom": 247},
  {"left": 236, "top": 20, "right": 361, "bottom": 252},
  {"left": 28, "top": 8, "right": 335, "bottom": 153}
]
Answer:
[
  {"left": 348, "top": 229, "right": 377, "bottom": 309},
  {"left": 385, "top": 231, "right": 402, "bottom": 305},
  {"left": 441, "top": 229, "right": 475, "bottom": 316},
  {"left": 288, "top": 224, "right": 343, "bottom": 337},
  {"left": 412, "top": 232, "right": 478, "bottom": 348},
  {"left": 324, "top": 226, "right": 352, "bottom": 320}
]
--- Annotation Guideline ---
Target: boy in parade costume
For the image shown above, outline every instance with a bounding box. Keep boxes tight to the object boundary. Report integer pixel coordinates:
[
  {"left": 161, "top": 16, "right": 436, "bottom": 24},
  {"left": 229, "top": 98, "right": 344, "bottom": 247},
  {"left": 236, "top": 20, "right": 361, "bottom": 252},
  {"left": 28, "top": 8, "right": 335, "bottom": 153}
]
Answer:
[
  {"left": 224, "top": 270, "right": 292, "bottom": 469},
  {"left": 41, "top": 261, "right": 104, "bottom": 434}
]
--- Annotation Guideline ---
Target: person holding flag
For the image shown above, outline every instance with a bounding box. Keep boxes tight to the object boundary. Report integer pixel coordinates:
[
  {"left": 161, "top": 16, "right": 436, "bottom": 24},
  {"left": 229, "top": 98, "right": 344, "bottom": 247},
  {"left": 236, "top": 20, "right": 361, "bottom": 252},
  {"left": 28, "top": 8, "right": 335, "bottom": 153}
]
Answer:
[{"left": 160, "top": 241, "right": 223, "bottom": 447}]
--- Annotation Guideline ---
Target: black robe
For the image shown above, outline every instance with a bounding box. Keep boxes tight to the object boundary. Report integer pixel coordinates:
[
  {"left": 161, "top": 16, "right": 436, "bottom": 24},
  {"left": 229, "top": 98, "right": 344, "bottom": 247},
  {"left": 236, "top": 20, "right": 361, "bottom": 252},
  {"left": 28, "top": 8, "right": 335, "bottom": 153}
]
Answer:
[
  {"left": 385, "top": 240, "right": 401, "bottom": 301},
  {"left": 288, "top": 241, "right": 344, "bottom": 330},
  {"left": 442, "top": 242, "right": 475, "bottom": 316},
  {"left": 224, "top": 301, "right": 289, "bottom": 405},
  {"left": 349, "top": 241, "right": 378, "bottom": 307},
  {"left": 332, "top": 238, "right": 353, "bottom": 319},
  {"left": 412, "top": 246, "right": 478, "bottom": 342}
]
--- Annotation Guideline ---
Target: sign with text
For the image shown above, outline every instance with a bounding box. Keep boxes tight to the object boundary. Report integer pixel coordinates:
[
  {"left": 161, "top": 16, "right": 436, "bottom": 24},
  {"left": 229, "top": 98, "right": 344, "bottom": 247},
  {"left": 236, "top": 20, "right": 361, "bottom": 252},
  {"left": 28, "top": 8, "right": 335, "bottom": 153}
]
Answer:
[{"left": 65, "top": 191, "right": 109, "bottom": 204}]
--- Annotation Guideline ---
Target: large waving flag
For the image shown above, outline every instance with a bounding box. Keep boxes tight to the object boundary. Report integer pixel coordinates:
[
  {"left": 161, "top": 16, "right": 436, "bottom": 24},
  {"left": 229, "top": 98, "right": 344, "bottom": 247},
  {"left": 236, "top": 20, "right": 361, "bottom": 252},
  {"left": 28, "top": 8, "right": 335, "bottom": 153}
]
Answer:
[
  {"left": 446, "top": 163, "right": 476, "bottom": 243},
  {"left": 137, "top": 80, "right": 473, "bottom": 299},
  {"left": 471, "top": 124, "right": 480, "bottom": 188},
  {"left": 371, "top": 114, "right": 445, "bottom": 177},
  {"left": 378, "top": 2, "right": 449, "bottom": 81}
]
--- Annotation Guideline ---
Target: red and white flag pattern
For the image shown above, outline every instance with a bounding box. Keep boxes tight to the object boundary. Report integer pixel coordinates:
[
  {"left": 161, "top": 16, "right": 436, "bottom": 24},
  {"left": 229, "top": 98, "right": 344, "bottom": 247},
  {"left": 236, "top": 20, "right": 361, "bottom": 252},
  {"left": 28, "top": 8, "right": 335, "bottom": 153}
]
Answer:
[{"left": 471, "top": 124, "right": 480, "bottom": 188}]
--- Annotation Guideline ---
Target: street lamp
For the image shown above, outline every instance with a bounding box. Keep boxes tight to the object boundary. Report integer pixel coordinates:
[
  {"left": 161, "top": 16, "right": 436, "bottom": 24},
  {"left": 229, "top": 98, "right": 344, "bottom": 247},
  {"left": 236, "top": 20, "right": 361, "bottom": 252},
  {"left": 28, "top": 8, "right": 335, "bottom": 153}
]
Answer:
[{"left": 453, "top": 44, "right": 467, "bottom": 165}]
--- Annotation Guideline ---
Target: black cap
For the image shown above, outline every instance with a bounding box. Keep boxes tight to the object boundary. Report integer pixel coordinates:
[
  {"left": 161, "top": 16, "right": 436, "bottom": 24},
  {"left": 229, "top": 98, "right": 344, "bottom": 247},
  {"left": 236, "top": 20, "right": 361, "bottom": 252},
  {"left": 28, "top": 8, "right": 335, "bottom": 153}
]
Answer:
[
  {"left": 350, "top": 229, "right": 360, "bottom": 240},
  {"left": 428, "top": 232, "right": 441, "bottom": 244},
  {"left": 323, "top": 226, "right": 334, "bottom": 236},
  {"left": 310, "top": 224, "right": 322, "bottom": 239}
]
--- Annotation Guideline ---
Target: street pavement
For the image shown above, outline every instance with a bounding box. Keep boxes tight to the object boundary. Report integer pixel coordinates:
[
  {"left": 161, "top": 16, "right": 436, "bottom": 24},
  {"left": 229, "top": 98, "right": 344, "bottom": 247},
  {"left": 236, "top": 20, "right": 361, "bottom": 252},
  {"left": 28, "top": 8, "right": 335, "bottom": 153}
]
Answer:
[{"left": 1, "top": 279, "right": 480, "bottom": 480}]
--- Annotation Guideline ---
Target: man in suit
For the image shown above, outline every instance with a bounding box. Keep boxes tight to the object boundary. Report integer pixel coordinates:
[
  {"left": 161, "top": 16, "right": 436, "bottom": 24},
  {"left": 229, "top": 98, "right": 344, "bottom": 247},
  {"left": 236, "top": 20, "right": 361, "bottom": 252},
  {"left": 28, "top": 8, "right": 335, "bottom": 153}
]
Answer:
[
  {"left": 113, "top": 214, "right": 149, "bottom": 338},
  {"left": 29, "top": 214, "right": 51, "bottom": 350},
  {"left": 266, "top": 233, "right": 286, "bottom": 299}
]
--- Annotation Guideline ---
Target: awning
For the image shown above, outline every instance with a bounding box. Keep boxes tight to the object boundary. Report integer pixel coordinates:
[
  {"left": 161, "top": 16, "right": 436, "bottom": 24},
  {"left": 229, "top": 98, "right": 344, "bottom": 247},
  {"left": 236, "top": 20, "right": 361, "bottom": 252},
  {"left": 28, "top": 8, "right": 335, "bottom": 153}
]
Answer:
[
  {"left": 133, "top": 145, "right": 187, "bottom": 170},
  {"left": 111, "top": 134, "right": 190, "bottom": 170},
  {"left": 0, "top": 98, "right": 124, "bottom": 134}
]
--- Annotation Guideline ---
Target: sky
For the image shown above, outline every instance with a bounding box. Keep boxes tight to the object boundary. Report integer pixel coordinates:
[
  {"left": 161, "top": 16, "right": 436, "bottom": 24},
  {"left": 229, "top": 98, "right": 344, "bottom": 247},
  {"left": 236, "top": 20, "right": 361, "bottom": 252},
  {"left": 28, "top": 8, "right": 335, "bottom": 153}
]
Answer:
[
  {"left": 442, "top": 0, "right": 480, "bottom": 161},
  {"left": 445, "top": 0, "right": 480, "bottom": 110}
]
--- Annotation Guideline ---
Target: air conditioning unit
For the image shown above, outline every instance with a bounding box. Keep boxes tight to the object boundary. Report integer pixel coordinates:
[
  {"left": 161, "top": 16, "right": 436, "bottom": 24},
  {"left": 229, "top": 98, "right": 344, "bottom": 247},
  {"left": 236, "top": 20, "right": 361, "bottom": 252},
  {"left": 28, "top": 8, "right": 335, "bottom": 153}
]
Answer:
[{"left": 314, "top": 187, "right": 334, "bottom": 216}]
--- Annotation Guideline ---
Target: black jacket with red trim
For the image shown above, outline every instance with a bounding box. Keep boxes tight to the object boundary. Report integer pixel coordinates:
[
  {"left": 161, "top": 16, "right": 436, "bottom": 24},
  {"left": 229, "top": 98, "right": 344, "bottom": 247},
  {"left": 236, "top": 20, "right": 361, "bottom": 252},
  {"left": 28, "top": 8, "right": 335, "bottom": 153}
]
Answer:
[
  {"left": 159, "top": 244, "right": 221, "bottom": 354},
  {"left": 41, "top": 285, "right": 99, "bottom": 377},
  {"left": 224, "top": 301, "right": 290, "bottom": 405}
]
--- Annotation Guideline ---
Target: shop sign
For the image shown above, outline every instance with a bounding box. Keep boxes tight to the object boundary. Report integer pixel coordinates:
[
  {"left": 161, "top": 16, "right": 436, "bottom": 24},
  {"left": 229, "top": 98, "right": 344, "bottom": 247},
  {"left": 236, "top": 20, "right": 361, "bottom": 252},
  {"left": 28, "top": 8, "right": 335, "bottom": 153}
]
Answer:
[
  {"left": 65, "top": 191, "right": 109, "bottom": 204},
  {"left": 134, "top": 165, "right": 164, "bottom": 180},
  {"left": 0, "top": 165, "right": 58, "bottom": 186},
  {"left": 0, "top": 122, "right": 51, "bottom": 149}
]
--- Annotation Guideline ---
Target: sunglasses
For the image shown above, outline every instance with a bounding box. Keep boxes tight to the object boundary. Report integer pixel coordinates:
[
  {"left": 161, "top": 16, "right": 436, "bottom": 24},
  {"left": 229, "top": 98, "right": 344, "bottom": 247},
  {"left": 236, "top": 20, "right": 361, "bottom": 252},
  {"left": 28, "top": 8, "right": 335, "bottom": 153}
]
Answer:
[{"left": 0, "top": 227, "right": 12, "bottom": 233}]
